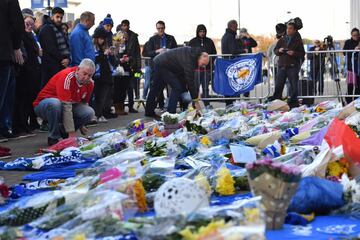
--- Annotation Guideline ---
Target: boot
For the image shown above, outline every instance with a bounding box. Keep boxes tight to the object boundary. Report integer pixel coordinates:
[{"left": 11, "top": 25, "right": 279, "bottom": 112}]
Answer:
[{"left": 115, "top": 103, "right": 128, "bottom": 116}]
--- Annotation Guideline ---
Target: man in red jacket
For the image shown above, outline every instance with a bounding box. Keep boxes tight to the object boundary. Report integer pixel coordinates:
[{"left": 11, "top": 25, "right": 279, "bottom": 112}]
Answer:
[{"left": 33, "top": 58, "right": 95, "bottom": 146}]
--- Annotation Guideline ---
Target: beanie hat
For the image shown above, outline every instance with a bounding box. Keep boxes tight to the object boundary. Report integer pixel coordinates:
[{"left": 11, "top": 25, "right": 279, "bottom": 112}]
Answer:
[
  {"left": 93, "top": 27, "right": 107, "bottom": 39},
  {"left": 103, "top": 14, "right": 113, "bottom": 26},
  {"left": 22, "top": 8, "right": 35, "bottom": 19}
]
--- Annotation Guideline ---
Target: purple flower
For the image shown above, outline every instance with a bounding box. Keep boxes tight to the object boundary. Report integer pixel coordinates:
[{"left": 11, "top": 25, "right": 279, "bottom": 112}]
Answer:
[
  {"left": 246, "top": 162, "right": 254, "bottom": 170},
  {"left": 281, "top": 165, "right": 293, "bottom": 175},
  {"left": 270, "top": 161, "right": 282, "bottom": 169}
]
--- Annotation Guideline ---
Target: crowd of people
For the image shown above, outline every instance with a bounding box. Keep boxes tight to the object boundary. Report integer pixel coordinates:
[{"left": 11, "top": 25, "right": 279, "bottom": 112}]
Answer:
[{"left": 1, "top": 0, "right": 360, "bottom": 158}]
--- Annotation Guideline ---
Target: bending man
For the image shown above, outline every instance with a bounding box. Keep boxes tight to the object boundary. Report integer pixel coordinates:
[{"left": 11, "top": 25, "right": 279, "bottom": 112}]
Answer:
[
  {"left": 33, "top": 59, "right": 96, "bottom": 146},
  {"left": 145, "top": 47, "right": 209, "bottom": 117}
]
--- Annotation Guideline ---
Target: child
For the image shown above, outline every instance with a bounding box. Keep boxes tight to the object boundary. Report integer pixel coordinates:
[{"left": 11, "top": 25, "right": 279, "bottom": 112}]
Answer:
[{"left": 92, "top": 27, "right": 115, "bottom": 122}]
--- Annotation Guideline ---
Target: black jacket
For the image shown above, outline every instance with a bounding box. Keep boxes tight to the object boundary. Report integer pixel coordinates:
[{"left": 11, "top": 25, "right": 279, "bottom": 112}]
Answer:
[
  {"left": 274, "top": 32, "right": 305, "bottom": 68},
  {"left": 143, "top": 33, "right": 177, "bottom": 59},
  {"left": 240, "top": 36, "right": 257, "bottom": 53},
  {"left": 154, "top": 47, "right": 201, "bottom": 99},
  {"left": 94, "top": 48, "right": 115, "bottom": 85},
  {"left": 189, "top": 25, "right": 217, "bottom": 55},
  {"left": 221, "top": 28, "right": 245, "bottom": 55},
  {"left": 343, "top": 38, "right": 360, "bottom": 71},
  {"left": 125, "top": 30, "right": 141, "bottom": 72},
  {"left": 39, "top": 16, "right": 69, "bottom": 68},
  {"left": 0, "top": 0, "right": 24, "bottom": 61},
  {"left": 307, "top": 46, "right": 325, "bottom": 73}
]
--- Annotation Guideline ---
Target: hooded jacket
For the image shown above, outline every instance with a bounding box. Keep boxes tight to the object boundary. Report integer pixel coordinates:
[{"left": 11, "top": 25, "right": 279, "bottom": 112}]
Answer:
[
  {"left": 154, "top": 47, "right": 202, "bottom": 100},
  {"left": 189, "top": 25, "right": 217, "bottom": 55}
]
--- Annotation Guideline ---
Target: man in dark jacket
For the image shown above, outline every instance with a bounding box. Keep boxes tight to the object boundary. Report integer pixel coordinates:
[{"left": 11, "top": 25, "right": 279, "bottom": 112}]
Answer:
[
  {"left": 143, "top": 20, "right": 178, "bottom": 109},
  {"left": 120, "top": 20, "right": 141, "bottom": 113},
  {"left": 239, "top": 28, "right": 258, "bottom": 53},
  {"left": 145, "top": 47, "right": 209, "bottom": 117},
  {"left": 189, "top": 24, "right": 216, "bottom": 106},
  {"left": 39, "top": 7, "right": 70, "bottom": 87},
  {"left": 221, "top": 20, "right": 246, "bottom": 104},
  {"left": 308, "top": 40, "right": 325, "bottom": 95},
  {"left": 343, "top": 28, "right": 360, "bottom": 104},
  {"left": 271, "top": 22, "right": 305, "bottom": 108},
  {"left": 221, "top": 20, "right": 245, "bottom": 56},
  {"left": 0, "top": 0, "right": 24, "bottom": 156}
]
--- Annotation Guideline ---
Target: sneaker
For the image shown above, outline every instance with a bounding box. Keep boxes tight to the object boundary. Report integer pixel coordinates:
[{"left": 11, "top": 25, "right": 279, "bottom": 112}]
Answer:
[
  {"left": 48, "top": 137, "right": 59, "bottom": 146},
  {"left": 128, "top": 108, "right": 139, "bottom": 113},
  {"left": 39, "top": 123, "right": 49, "bottom": 132},
  {"left": 97, "top": 116, "right": 108, "bottom": 123},
  {"left": 86, "top": 119, "right": 98, "bottom": 127},
  {"left": 0, "top": 150, "right": 11, "bottom": 160},
  {"left": 103, "top": 112, "right": 118, "bottom": 119},
  {"left": 145, "top": 113, "right": 162, "bottom": 121},
  {"left": 0, "top": 146, "right": 10, "bottom": 152},
  {"left": 0, "top": 136, "right": 8, "bottom": 143}
]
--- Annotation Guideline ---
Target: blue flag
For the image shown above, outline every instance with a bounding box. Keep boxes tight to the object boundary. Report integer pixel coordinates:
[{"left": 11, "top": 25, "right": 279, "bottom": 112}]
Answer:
[
  {"left": 31, "top": 0, "right": 44, "bottom": 8},
  {"left": 213, "top": 53, "right": 263, "bottom": 96},
  {"left": 54, "top": 0, "right": 68, "bottom": 8}
]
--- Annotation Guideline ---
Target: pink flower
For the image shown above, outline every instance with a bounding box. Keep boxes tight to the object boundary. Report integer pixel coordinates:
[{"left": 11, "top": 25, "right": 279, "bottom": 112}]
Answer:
[
  {"left": 246, "top": 162, "right": 254, "bottom": 169},
  {"left": 270, "top": 161, "right": 282, "bottom": 169},
  {"left": 281, "top": 165, "right": 293, "bottom": 175}
]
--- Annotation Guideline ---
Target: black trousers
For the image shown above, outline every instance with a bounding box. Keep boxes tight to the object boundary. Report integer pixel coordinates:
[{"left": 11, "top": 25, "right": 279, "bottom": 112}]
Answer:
[
  {"left": 113, "top": 75, "right": 131, "bottom": 105},
  {"left": 13, "top": 65, "right": 41, "bottom": 133},
  {"left": 346, "top": 76, "right": 360, "bottom": 104},
  {"left": 93, "top": 81, "right": 113, "bottom": 118},
  {"left": 272, "top": 66, "right": 300, "bottom": 107}
]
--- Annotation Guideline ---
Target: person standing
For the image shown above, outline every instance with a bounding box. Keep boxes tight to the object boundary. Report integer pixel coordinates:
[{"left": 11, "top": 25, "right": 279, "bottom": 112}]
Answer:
[
  {"left": 189, "top": 24, "right": 217, "bottom": 107},
  {"left": 143, "top": 21, "right": 178, "bottom": 110},
  {"left": 120, "top": 20, "right": 141, "bottom": 113},
  {"left": 239, "top": 28, "right": 257, "bottom": 53},
  {"left": 69, "top": 11, "right": 95, "bottom": 66},
  {"left": 102, "top": 14, "right": 114, "bottom": 47},
  {"left": 221, "top": 20, "right": 246, "bottom": 105},
  {"left": 343, "top": 28, "right": 360, "bottom": 104},
  {"left": 13, "top": 9, "right": 42, "bottom": 136},
  {"left": 0, "top": 0, "right": 24, "bottom": 157},
  {"left": 308, "top": 40, "right": 325, "bottom": 95},
  {"left": 92, "top": 27, "right": 115, "bottom": 122},
  {"left": 145, "top": 47, "right": 209, "bottom": 117},
  {"left": 270, "top": 22, "right": 305, "bottom": 108},
  {"left": 39, "top": 7, "right": 70, "bottom": 87},
  {"left": 33, "top": 59, "right": 95, "bottom": 146}
]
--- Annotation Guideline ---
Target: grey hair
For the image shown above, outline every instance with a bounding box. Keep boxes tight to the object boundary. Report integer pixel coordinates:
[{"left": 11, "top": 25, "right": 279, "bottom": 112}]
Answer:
[{"left": 79, "top": 58, "right": 95, "bottom": 70}]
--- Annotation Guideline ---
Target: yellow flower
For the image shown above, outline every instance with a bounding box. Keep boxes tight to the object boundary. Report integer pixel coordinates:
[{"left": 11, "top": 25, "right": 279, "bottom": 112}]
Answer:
[
  {"left": 315, "top": 106, "right": 326, "bottom": 113},
  {"left": 72, "top": 234, "right": 86, "bottom": 240},
  {"left": 244, "top": 208, "right": 260, "bottom": 223},
  {"left": 200, "top": 136, "right": 212, "bottom": 147},
  {"left": 128, "top": 167, "right": 137, "bottom": 177},
  {"left": 180, "top": 220, "right": 227, "bottom": 240},
  {"left": 280, "top": 142, "right": 286, "bottom": 155},
  {"left": 327, "top": 160, "right": 349, "bottom": 178},
  {"left": 133, "top": 179, "right": 147, "bottom": 213},
  {"left": 216, "top": 168, "right": 235, "bottom": 196},
  {"left": 195, "top": 173, "right": 212, "bottom": 196}
]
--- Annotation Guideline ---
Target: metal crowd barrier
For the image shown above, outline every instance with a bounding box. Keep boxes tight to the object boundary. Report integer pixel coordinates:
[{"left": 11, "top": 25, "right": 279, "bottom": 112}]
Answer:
[{"left": 271, "top": 49, "right": 360, "bottom": 105}]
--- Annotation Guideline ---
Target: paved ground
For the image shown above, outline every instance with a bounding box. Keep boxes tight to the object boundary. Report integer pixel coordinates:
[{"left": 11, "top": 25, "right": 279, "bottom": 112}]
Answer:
[{"left": 0, "top": 110, "right": 147, "bottom": 186}]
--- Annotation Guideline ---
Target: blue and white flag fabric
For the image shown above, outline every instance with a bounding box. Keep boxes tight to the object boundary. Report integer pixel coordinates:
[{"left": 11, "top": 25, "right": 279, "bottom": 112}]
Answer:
[{"left": 213, "top": 53, "right": 263, "bottom": 96}]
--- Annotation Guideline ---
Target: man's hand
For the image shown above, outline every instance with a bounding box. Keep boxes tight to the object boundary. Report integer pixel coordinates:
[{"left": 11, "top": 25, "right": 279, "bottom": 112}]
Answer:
[
  {"left": 155, "top": 48, "right": 166, "bottom": 54},
  {"left": 14, "top": 49, "right": 24, "bottom": 65},
  {"left": 287, "top": 50, "right": 295, "bottom": 56},
  {"left": 68, "top": 131, "right": 77, "bottom": 138},
  {"left": 279, "top": 48, "right": 285, "bottom": 53},
  {"left": 80, "top": 126, "right": 88, "bottom": 136},
  {"left": 61, "top": 58, "right": 70, "bottom": 67}
]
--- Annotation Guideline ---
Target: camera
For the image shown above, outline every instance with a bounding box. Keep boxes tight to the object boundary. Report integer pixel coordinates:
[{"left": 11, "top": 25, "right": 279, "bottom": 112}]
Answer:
[
  {"left": 323, "top": 35, "right": 334, "bottom": 49},
  {"left": 286, "top": 17, "right": 303, "bottom": 30}
]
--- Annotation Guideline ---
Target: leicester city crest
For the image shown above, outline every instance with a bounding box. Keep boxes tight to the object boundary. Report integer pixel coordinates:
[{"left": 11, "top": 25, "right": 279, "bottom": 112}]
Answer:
[{"left": 225, "top": 58, "right": 257, "bottom": 92}]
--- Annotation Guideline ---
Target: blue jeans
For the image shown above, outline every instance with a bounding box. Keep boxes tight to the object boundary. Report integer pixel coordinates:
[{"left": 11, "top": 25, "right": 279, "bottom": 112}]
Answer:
[
  {"left": 34, "top": 98, "right": 95, "bottom": 139},
  {"left": 0, "top": 61, "right": 15, "bottom": 134},
  {"left": 142, "top": 66, "right": 151, "bottom": 99}
]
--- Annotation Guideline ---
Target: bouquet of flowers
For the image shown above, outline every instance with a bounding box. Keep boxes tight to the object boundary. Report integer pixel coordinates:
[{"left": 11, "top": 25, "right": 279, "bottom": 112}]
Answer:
[
  {"left": 246, "top": 159, "right": 302, "bottom": 229},
  {"left": 161, "top": 112, "right": 181, "bottom": 134}
]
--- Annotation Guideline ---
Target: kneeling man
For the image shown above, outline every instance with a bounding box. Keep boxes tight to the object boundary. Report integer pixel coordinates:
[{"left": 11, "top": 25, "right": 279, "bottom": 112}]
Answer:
[{"left": 33, "top": 59, "right": 96, "bottom": 146}]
